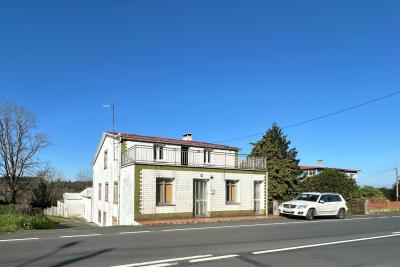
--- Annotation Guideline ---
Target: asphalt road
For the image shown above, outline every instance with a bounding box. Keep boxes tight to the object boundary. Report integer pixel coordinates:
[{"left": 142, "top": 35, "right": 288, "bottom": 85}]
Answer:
[{"left": 0, "top": 215, "right": 399, "bottom": 267}]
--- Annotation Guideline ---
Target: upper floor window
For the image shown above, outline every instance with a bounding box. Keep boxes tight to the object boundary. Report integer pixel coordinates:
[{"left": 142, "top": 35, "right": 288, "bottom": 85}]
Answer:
[
  {"left": 104, "top": 150, "right": 108, "bottom": 169},
  {"left": 204, "top": 150, "right": 211, "bottom": 164},
  {"left": 153, "top": 145, "right": 164, "bottom": 161}
]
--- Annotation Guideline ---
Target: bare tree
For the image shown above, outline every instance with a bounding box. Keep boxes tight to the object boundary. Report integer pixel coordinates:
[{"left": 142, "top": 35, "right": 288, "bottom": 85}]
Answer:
[
  {"left": 75, "top": 169, "right": 93, "bottom": 182},
  {"left": 0, "top": 101, "right": 49, "bottom": 204}
]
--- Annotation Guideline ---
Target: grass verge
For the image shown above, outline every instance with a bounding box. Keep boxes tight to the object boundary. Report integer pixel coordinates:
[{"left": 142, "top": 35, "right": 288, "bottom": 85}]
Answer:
[{"left": 0, "top": 206, "right": 54, "bottom": 233}]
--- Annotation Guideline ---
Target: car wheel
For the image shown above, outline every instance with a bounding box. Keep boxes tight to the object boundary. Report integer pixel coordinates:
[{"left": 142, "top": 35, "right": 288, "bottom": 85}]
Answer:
[
  {"left": 337, "top": 208, "right": 346, "bottom": 219},
  {"left": 306, "top": 208, "right": 315, "bottom": 221}
]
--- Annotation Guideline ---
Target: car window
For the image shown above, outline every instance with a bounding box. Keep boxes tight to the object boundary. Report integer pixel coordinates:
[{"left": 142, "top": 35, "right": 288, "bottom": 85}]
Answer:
[
  {"left": 333, "top": 195, "right": 341, "bottom": 202},
  {"left": 319, "top": 195, "right": 329, "bottom": 202},
  {"left": 325, "top": 194, "right": 341, "bottom": 202},
  {"left": 295, "top": 194, "right": 320, "bottom": 202}
]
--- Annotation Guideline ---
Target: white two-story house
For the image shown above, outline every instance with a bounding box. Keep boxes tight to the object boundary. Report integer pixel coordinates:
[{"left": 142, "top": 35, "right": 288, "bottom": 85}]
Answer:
[{"left": 92, "top": 132, "right": 268, "bottom": 226}]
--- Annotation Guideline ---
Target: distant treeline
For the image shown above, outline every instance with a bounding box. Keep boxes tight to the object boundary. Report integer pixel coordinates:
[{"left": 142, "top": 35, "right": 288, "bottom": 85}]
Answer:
[{"left": 0, "top": 177, "right": 91, "bottom": 208}]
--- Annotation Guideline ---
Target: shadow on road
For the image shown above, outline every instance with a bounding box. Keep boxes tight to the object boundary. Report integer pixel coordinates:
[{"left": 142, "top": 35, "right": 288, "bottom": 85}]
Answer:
[
  {"left": 17, "top": 240, "right": 113, "bottom": 267},
  {"left": 51, "top": 248, "right": 113, "bottom": 267}
]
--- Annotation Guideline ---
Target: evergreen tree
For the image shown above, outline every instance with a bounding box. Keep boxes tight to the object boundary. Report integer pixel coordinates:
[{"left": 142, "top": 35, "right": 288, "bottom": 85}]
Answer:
[
  {"left": 250, "top": 123, "right": 300, "bottom": 202},
  {"left": 32, "top": 179, "right": 51, "bottom": 209}
]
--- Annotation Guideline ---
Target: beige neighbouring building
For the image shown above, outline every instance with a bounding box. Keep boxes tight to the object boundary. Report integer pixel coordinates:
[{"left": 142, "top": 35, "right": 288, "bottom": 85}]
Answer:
[{"left": 92, "top": 132, "right": 268, "bottom": 226}]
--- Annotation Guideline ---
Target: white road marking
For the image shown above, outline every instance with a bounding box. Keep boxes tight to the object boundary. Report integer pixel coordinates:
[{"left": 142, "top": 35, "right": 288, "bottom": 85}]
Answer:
[
  {"left": 111, "top": 255, "right": 212, "bottom": 267},
  {"left": 143, "top": 264, "right": 177, "bottom": 267},
  {"left": 392, "top": 231, "right": 400, "bottom": 234},
  {"left": 119, "top": 231, "right": 151, "bottom": 235},
  {"left": 252, "top": 232, "right": 400, "bottom": 255},
  {"left": 0, "top": 237, "right": 39, "bottom": 242},
  {"left": 60, "top": 234, "right": 101, "bottom": 238},
  {"left": 189, "top": 255, "right": 239, "bottom": 263},
  {"left": 161, "top": 216, "right": 385, "bottom": 232}
]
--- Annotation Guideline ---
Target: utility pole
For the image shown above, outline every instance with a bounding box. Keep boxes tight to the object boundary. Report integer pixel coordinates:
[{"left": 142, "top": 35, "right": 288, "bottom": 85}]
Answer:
[{"left": 396, "top": 167, "right": 399, "bottom": 202}]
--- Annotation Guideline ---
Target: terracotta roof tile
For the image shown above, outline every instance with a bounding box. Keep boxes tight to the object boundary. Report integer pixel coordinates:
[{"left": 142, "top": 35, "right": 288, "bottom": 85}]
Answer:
[{"left": 106, "top": 131, "right": 239, "bottom": 151}]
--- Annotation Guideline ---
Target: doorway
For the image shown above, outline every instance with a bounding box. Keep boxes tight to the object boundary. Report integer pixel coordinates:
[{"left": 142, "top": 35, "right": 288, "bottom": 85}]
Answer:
[
  {"left": 254, "top": 181, "right": 262, "bottom": 214},
  {"left": 193, "top": 180, "right": 208, "bottom": 217}
]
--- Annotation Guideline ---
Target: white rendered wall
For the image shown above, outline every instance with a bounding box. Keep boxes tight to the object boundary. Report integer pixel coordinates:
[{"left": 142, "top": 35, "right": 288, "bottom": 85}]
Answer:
[
  {"left": 119, "top": 165, "right": 135, "bottom": 225},
  {"left": 82, "top": 197, "right": 92, "bottom": 222},
  {"left": 64, "top": 199, "right": 84, "bottom": 217},
  {"left": 92, "top": 135, "right": 121, "bottom": 226}
]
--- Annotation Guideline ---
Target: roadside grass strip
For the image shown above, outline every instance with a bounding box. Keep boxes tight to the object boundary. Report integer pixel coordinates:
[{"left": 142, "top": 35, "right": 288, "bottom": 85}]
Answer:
[
  {"left": 60, "top": 233, "right": 102, "bottom": 238},
  {"left": 110, "top": 255, "right": 212, "bottom": 267},
  {"left": 189, "top": 255, "right": 239, "bottom": 263},
  {"left": 252, "top": 232, "right": 400, "bottom": 255},
  {"left": 0, "top": 237, "right": 39, "bottom": 242}
]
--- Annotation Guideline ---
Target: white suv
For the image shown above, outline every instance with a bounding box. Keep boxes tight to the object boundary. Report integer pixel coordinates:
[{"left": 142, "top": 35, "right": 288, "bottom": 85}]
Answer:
[{"left": 279, "top": 192, "right": 348, "bottom": 220}]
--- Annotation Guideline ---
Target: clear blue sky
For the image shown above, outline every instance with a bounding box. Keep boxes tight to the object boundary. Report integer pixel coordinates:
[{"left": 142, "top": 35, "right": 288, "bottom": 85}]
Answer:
[{"left": 0, "top": 1, "right": 399, "bottom": 187}]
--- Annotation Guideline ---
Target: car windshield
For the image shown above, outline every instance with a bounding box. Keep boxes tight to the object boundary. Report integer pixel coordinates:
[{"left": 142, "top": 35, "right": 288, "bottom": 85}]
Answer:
[{"left": 295, "top": 194, "right": 320, "bottom": 202}]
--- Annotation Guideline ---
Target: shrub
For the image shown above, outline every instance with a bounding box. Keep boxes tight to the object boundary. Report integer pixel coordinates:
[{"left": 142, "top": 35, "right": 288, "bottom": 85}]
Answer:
[
  {"left": 353, "top": 186, "right": 386, "bottom": 200},
  {"left": 0, "top": 204, "right": 54, "bottom": 233},
  {"left": 299, "top": 169, "right": 358, "bottom": 201}
]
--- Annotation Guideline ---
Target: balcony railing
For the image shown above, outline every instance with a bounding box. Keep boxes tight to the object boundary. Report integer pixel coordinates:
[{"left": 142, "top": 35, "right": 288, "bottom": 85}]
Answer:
[{"left": 121, "top": 145, "right": 266, "bottom": 170}]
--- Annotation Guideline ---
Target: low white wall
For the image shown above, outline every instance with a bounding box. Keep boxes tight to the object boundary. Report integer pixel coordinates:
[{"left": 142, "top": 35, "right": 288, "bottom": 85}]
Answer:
[
  {"left": 65, "top": 199, "right": 84, "bottom": 217},
  {"left": 83, "top": 197, "right": 92, "bottom": 222}
]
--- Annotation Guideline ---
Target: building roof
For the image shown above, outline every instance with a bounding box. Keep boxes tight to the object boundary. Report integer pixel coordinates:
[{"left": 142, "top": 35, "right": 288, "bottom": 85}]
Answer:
[
  {"left": 299, "top": 165, "right": 359, "bottom": 173},
  {"left": 63, "top": 193, "right": 83, "bottom": 200},
  {"left": 106, "top": 131, "right": 239, "bottom": 151}
]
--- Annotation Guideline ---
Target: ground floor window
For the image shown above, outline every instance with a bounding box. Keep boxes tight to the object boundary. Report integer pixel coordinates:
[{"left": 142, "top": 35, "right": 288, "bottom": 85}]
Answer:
[
  {"left": 103, "top": 211, "right": 106, "bottom": 226},
  {"left": 98, "top": 210, "right": 101, "bottom": 224},
  {"left": 156, "top": 178, "right": 173, "bottom": 205},
  {"left": 226, "top": 180, "right": 239, "bottom": 203},
  {"left": 112, "top": 216, "right": 118, "bottom": 226}
]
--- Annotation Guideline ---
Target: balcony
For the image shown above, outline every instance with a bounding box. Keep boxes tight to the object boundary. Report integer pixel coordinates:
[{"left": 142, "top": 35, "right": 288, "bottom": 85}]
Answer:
[{"left": 121, "top": 145, "right": 267, "bottom": 171}]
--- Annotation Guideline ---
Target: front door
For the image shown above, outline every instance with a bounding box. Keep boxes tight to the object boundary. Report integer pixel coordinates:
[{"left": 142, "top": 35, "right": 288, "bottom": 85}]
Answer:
[
  {"left": 193, "top": 180, "right": 208, "bottom": 217},
  {"left": 254, "top": 182, "right": 261, "bottom": 214}
]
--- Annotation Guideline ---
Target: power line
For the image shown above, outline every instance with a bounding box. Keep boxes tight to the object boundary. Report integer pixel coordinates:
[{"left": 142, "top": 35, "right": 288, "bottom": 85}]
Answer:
[
  {"left": 359, "top": 168, "right": 395, "bottom": 180},
  {"left": 217, "top": 90, "right": 400, "bottom": 143}
]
